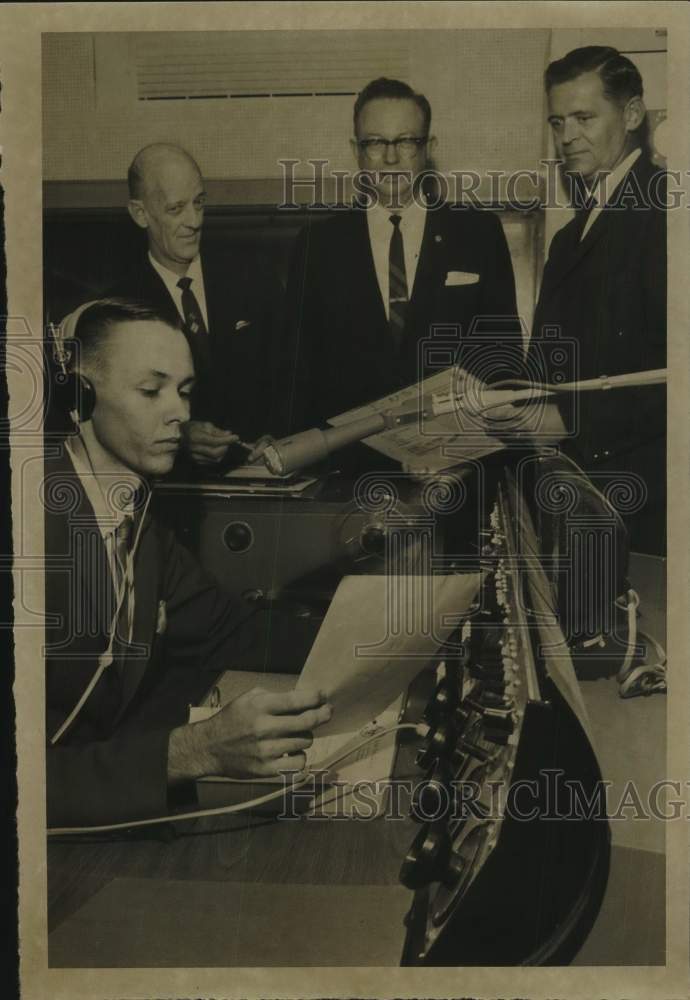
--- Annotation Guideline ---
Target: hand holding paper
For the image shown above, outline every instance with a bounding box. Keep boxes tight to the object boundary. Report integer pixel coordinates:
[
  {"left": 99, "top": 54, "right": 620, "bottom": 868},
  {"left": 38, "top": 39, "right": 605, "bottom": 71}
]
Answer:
[{"left": 296, "top": 573, "right": 481, "bottom": 739}]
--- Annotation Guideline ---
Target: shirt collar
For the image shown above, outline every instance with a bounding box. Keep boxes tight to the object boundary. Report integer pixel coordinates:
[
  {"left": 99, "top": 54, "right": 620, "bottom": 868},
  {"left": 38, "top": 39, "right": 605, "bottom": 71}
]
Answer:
[
  {"left": 66, "top": 437, "right": 138, "bottom": 539},
  {"left": 367, "top": 196, "right": 427, "bottom": 237},
  {"left": 148, "top": 252, "right": 203, "bottom": 291},
  {"left": 591, "top": 147, "right": 642, "bottom": 207}
]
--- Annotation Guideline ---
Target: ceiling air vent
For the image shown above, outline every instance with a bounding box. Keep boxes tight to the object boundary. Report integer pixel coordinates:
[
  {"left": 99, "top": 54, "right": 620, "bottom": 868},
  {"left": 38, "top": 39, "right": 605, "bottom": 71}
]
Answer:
[{"left": 135, "top": 31, "right": 410, "bottom": 101}]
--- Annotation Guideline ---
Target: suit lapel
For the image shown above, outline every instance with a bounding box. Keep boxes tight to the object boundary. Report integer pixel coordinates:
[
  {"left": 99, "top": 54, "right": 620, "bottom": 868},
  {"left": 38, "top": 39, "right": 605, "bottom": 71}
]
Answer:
[
  {"left": 200, "top": 251, "right": 235, "bottom": 344},
  {"left": 407, "top": 206, "right": 445, "bottom": 331},
  {"left": 47, "top": 448, "right": 117, "bottom": 637},
  {"left": 45, "top": 448, "right": 123, "bottom": 724},
  {"left": 114, "top": 513, "right": 159, "bottom": 722},
  {"left": 48, "top": 448, "right": 160, "bottom": 726},
  {"left": 347, "top": 210, "right": 389, "bottom": 333},
  {"left": 140, "top": 259, "right": 178, "bottom": 314},
  {"left": 542, "top": 156, "right": 658, "bottom": 300},
  {"left": 541, "top": 206, "right": 610, "bottom": 300}
]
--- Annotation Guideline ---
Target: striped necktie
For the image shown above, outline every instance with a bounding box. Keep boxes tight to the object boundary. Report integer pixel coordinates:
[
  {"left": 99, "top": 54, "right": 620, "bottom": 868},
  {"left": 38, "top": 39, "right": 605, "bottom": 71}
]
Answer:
[
  {"left": 177, "top": 276, "right": 208, "bottom": 337},
  {"left": 177, "top": 275, "right": 211, "bottom": 369},
  {"left": 111, "top": 515, "right": 134, "bottom": 657},
  {"left": 388, "top": 213, "right": 409, "bottom": 351}
]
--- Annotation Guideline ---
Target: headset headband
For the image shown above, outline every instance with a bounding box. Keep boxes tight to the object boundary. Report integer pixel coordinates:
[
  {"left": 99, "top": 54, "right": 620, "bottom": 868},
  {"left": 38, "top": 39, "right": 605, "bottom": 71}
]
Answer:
[{"left": 53, "top": 299, "right": 100, "bottom": 373}]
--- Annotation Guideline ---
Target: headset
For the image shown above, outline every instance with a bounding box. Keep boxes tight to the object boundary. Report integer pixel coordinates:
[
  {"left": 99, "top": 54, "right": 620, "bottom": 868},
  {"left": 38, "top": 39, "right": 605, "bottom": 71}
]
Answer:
[{"left": 50, "top": 299, "right": 99, "bottom": 425}]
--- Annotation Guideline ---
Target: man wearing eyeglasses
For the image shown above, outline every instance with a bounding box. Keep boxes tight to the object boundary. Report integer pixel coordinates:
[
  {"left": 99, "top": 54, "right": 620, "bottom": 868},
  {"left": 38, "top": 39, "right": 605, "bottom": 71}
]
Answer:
[{"left": 279, "top": 77, "right": 520, "bottom": 448}]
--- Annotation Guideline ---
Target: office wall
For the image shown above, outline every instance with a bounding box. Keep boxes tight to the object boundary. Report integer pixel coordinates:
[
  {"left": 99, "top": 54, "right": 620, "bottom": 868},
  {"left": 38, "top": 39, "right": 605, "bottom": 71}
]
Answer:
[
  {"left": 42, "top": 30, "right": 551, "bottom": 186},
  {"left": 43, "top": 30, "right": 553, "bottom": 330}
]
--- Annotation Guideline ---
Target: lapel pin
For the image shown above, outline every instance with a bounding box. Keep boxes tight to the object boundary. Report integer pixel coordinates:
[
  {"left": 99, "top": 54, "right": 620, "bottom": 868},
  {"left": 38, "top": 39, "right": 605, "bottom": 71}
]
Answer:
[{"left": 435, "top": 234, "right": 443, "bottom": 243}]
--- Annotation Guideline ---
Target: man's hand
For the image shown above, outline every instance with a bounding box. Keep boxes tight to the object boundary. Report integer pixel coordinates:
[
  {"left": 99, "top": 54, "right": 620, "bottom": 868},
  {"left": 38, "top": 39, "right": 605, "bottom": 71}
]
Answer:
[
  {"left": 182, "top": 420, "right": 240, "bottom": 465},
  {"left": 167, "top": 686, "right": 332, "bottom": 784},
  {"left": 246, "top": 434, "right": 275, "bottom": 464}
]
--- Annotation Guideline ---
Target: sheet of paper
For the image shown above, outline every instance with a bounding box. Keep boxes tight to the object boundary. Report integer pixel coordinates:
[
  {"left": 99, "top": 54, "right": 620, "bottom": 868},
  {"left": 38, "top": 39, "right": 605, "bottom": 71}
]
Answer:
[
  {"left": 223, "top": 462, "right": 293, "bottom": 480},
  {"left": 327, "top": 367, "right": 507, "bottom": 473},
  {"left": 307, "top": 694, "right": 403, "bottom": 772},
  {"left": 297, "top": 573, "right": 481, "bottom": 737},
  {"left": 307, "top": 694, "right": 404, "bottom": 817}
]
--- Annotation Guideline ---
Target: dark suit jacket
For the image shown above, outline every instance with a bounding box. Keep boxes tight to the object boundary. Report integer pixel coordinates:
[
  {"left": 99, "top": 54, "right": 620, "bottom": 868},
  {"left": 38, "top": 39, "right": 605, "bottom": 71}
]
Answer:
[
  {"left": 529, "top": 155, "right": 666, "bottom": 551},
  {"left": 109, "top": 249, "right": 283, "bottom": 442},
  {"left": 280, "top": 203, "right": 521, "bottom": 435},
  {"left": 44, "top": 448, "right": 253, "bottom": 827}
]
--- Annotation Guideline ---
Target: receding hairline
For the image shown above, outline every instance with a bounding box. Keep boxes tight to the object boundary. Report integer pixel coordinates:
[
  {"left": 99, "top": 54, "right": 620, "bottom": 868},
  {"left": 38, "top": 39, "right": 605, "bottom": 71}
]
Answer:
[{"left": 128, "top": 143, "right": 202, "bottom": 201}]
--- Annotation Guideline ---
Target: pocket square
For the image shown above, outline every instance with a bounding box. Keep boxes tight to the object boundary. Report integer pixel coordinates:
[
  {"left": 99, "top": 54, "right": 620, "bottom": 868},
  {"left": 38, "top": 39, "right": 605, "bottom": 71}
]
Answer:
[
  {"left": 156, "top": 600, "right": 167, "bottom": 636},
  {"left": 234, "top": 319, "right": 252, "bottom": 331},
  {"left": 445, "top": 271, "right": 480, "bottom": 287}
]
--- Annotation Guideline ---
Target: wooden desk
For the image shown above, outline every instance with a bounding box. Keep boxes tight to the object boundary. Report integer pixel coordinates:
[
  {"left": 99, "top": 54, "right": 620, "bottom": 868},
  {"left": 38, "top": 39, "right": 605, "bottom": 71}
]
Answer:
[{"left": 48, "top": 809, "right": 417, "bottom": 966}]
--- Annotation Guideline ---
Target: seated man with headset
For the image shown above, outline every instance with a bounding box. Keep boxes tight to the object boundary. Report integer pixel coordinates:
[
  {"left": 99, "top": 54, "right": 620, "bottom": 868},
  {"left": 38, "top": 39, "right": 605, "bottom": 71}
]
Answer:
[{"left": 45, "top": 298, "right": 331, "bottom": 830}]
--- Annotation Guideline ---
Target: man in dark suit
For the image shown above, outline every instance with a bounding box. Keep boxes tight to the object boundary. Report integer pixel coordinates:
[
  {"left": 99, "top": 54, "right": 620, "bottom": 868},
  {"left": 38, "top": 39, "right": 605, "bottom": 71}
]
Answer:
[
  {"left": 280, "top": 78, "right": 521, "bottom": 446},
  {"left": 529, "top": 47, "right": 666, "bottom": 554},
  {"left": 110, "top": 143, "right": 278, "bottom": 469},
  {"left": 45, "top": 300, "right": 331, "bottom": 829}
]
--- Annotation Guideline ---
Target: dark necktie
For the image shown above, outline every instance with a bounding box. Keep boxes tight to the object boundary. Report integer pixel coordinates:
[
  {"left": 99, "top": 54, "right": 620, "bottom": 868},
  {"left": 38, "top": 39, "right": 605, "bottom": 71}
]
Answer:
[
  {"left": 177, "top": 275, "right": 208, "bottom": 336},
  {"left": 177, "top": 276, "right": 210, "bottom": 368},
  {"left": 566, "top": 174, "right": 596, "bottom": 243},
  {"left": 388, "top": 213, "right": 409, "bottom": 351},
  {"left": 572, "top": 205, "right": 595, "bottom": 245}
]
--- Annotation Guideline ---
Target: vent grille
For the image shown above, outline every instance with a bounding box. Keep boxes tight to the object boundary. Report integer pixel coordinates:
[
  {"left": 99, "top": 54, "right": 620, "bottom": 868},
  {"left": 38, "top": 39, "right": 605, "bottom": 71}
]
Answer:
[{"left": 135, "top": 32, "right": 410, "bottom": 101}]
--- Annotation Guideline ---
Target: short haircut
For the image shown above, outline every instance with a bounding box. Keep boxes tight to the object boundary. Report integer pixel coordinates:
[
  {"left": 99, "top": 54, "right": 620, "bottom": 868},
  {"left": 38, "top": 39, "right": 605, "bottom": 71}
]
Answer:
[
  {"left": 71, "top": 298, "right": 183, "bottom": 372},
  {"left": 544, "top": 46, "right": 644, "bottom": 104},
  {"left": 353, "top": 77, "right": 432, "bottom": 134}
]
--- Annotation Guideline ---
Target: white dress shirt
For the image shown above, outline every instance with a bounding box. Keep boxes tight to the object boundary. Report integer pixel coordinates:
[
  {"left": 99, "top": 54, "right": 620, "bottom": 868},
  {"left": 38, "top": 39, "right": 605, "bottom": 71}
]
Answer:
[
  {"left": 580, "top": 147, "right": 642, "bottom": 242},
  {"left": 148, "top": 252, "right": 209, "bottom": 329},
  {"left": 366, "top": 199, "right": 428, "bottom": 318},
  {"left": 66, "top": 438, "right": 138, "bottom": 641}
]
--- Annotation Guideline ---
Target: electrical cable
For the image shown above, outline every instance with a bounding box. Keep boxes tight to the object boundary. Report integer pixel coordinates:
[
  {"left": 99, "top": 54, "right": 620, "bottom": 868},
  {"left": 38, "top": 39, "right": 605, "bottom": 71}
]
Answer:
[
  {"left": 46, "top": 721, "right": 429, "bottom": 836},
  {"left": 615, "top": 589, "right": 667, "bottom": 698},
  {"left": 539, "top": 448, "right": 628, "bottom": 536},
  {"left": 50, "top": 438, "right": 152, "bottom": 745}
]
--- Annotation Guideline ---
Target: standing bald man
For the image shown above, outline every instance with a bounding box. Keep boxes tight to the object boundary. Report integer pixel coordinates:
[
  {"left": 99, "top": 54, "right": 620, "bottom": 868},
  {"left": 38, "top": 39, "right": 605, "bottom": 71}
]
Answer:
[{"left": 110, "top": 143, "right": 279, "bottom": 469}]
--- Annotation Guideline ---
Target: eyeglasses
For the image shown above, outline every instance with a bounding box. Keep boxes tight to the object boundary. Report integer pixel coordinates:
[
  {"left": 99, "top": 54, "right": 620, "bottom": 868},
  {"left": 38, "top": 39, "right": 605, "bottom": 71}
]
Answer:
[{"left": 355, "top": 136, "right": 429, "bottom": 159}]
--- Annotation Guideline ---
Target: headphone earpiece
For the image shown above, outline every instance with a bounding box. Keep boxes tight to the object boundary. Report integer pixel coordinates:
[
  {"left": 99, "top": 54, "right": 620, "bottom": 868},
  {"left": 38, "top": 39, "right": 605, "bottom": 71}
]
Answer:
[
  {"left": 51, "top": 367, "right": 96, "bottom": 425},
  {"left": 72, "top": 372, "right": 96, "bottom": 423},
  {"left": 50, "top": 308, "right": 99, "bottom": 426}
]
